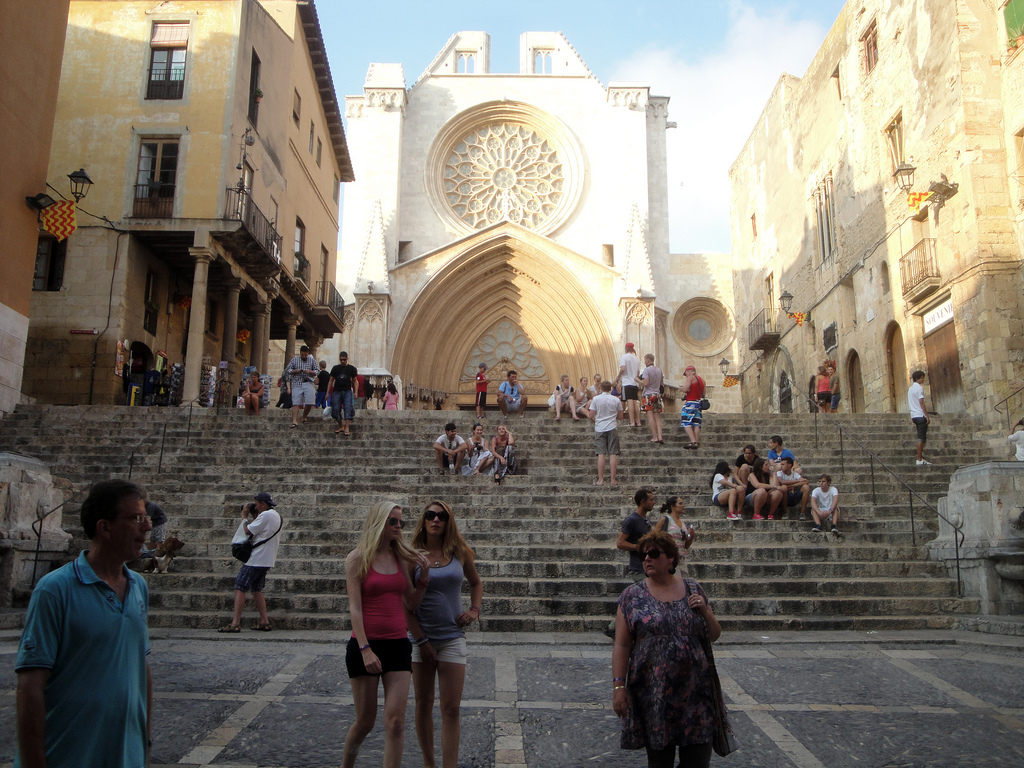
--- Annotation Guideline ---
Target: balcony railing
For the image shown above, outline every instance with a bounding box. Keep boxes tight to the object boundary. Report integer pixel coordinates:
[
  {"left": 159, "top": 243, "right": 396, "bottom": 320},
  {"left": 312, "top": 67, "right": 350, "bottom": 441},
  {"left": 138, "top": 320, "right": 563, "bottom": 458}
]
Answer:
[
  {"left": 900, "top": 238, "right": 940, "bottom": 301},
  {"left": 316, "top": 280, "right": 345, "bottom": 320},
  {"left": 132, "top": 184, "right": 175, "bottom": 218},
  {"left": 146, "top": 65, "right": 185, "bottom": 99},
  {"left": 747, "top": 307, "right": 780, "bottom": 351},
  {"left": 293, "top": 252, "right": 310, "bottom": 286},
  {"left": 224, "top": 187, "right": 282, "bottom": 263}
]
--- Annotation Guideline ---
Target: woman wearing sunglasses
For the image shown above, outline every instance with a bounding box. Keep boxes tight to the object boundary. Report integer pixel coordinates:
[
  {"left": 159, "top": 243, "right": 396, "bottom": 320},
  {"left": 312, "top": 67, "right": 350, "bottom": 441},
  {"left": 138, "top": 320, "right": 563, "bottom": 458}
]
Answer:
[
  {"left": 612, "top": 530, "right": 722, "bottom": 768},
  {"left": 342, "top": 501, "right": 431, "bottom": 768},
  {"left": 406, "top": 500, "right": 483, "bottom": 768}
]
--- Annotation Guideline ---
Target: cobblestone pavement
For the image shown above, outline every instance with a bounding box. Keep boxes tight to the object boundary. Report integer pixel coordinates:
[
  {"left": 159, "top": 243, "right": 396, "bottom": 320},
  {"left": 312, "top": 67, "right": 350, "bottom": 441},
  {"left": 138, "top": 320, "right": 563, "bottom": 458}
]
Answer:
[{"left": 2, "top": 629, "right": 1024, "bottom": 768}]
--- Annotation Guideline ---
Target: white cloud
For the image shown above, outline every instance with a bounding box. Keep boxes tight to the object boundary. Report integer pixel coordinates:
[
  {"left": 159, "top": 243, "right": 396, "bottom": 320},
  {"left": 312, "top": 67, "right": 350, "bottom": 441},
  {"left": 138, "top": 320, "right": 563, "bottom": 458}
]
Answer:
[{"left": 609, "top": 1, "right": 830, "bottom": 253}]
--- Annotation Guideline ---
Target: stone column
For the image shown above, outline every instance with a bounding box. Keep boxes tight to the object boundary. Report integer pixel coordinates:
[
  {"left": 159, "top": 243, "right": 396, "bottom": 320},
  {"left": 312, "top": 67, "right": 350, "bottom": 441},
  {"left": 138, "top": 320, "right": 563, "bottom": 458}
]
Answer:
[
  {"left": 183, "top": 249, "right": 214, "bottom": 403},
  {"left": 250, "top": 299, "right": 266, "bottom": 371},
  {"left": 220, "top": 277, "right": 242, "bottom": 393},
  {"left": 260, "top": 302, "right": 272, "bottom": 374},
  {"left": 284, "top": 314, "right": 299, "bottom": 364}
]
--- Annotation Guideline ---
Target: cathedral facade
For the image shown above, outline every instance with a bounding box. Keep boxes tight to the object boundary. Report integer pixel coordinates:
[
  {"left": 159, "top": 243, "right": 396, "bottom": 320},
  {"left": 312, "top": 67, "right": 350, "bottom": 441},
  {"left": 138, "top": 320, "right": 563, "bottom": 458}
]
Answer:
[{"left": 331, "top": 32, "right": 739, "bottom": 411}]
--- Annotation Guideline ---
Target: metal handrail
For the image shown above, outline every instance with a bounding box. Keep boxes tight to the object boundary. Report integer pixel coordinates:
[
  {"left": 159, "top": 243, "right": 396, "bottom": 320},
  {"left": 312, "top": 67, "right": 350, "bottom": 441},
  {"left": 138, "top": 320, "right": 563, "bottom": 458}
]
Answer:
[
  {"left": 797, "top": 389, "right": 965, "bottom": 596},
  {"left": 993, "top": 384, "right": 1024, "bottom": 432}
]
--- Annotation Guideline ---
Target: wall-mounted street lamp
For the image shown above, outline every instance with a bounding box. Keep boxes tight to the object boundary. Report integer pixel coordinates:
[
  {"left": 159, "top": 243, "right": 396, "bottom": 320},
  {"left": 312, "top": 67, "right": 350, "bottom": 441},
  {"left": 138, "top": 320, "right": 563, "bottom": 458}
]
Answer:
[
  {"left": 25, "top": 193, "right": 56, "bottom": 211},
  {"left": 719, "top": 358, "right": 743, "bottom": 383},
  {"left": 779, "top": 289, "right": 811, "bottom": 326},
  {"left": 892, "top": 162, "right": 916, "bottom": 193},
  {"left": 67, "top": 168, "right": 94, "bottom": 202}
]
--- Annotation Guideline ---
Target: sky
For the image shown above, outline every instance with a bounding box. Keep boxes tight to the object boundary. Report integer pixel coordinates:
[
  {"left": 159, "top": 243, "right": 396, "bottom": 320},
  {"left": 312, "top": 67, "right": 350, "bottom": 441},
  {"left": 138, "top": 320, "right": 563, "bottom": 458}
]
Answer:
[{"left": 315, "top": 0, "right": 848, "bottom": 254}]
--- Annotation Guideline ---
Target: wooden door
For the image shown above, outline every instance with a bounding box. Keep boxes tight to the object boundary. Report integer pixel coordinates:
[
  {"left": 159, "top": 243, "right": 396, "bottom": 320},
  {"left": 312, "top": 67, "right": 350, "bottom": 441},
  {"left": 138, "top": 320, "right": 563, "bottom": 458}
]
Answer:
[
  {"left": 886, "top": 323, "right": 908, "bottom": 413},
  {"left": 847, "top": 351, "right": 864, "bottom": 413},
  {"left": 923, "top": 321, "right": 965, "bottom": 413}
]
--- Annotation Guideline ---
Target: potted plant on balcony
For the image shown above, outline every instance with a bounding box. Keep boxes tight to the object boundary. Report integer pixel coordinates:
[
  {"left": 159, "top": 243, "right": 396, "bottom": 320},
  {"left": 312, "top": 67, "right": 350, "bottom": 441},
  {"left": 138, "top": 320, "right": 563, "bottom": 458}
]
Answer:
[{"left": 254, "top": 88, "right": 263, "bottom": 104}]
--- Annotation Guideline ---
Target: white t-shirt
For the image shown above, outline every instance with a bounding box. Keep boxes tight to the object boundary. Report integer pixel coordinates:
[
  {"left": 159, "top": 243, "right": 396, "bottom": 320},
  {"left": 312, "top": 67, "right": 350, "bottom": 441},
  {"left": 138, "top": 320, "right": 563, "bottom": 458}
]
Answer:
[
  {"left": 776, "top": 469, "right": 802, "bottom": 486},
  {"left": 590, "top": 392, "right": 623, "bottom": 433},
  {"left": 246, "top": 509, "right": 282, "bottom": 568},
  {"left": 435, "top": 433, "right": 466, "bottom": 451},
  {"left": 619, "top": 353, "right": 640, "bottom": 387},
  {"left": 811, "top": 486, "right": 838, "bottom": 513},
  {"left": 908, "top": 381, "right": 925, "bottom": 418},
  {"left": 712, "top": 473, "right": 731, "bottom": 498},
  {"left": 1010, "top": 431, "right": 1024, "bottom": 461}
]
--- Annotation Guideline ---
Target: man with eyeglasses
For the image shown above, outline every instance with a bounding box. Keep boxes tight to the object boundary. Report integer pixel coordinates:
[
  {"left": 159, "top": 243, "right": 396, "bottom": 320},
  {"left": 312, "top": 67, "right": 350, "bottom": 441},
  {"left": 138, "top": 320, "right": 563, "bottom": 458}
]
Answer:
[
  {"left": 15, "top": 479, "right": 153, "bottom": 768},
  {"left": 604, "top": 487, "right": 655, "bottom": 638}
]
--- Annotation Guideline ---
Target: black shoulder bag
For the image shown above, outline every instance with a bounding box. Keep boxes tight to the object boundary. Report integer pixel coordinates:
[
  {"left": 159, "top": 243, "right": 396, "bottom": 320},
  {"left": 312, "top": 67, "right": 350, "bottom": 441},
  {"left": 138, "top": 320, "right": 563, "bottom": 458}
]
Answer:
[{"left": 232, "top": 517, "right": 283, "bottom": 563}]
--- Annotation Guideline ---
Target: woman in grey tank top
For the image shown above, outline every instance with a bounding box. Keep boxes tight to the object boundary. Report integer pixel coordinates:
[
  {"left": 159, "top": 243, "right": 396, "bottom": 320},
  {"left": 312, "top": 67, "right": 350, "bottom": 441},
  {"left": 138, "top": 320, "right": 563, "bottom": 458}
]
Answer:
[{"left": 407, "top": 500, "right": 484, "bottom": 768}]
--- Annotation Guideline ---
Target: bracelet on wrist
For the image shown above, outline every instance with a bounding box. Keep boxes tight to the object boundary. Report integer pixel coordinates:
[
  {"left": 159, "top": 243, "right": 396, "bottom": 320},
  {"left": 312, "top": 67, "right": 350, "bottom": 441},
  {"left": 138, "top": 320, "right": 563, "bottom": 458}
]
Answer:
[
  {"left": 413, "top": 636, "right": 429, "bottom": 646},
  {"left": 470, "top": 606, "right": 481, "bottom": 613},
  {"left": 613, "top": 685, "right": 626, "bottom": 691},
  {"left": 613, "top": 677, "right": 625, "bottom": 683},
  {"left": 359, "top": 643, "right": 371, "bottom": 651}
]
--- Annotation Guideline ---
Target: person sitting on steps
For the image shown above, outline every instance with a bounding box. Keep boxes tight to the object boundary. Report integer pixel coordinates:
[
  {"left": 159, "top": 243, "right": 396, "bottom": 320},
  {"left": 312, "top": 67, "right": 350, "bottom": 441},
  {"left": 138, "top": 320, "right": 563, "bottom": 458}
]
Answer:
[{"left": 810, "top": 474, "right": 841, "bottom": 536}]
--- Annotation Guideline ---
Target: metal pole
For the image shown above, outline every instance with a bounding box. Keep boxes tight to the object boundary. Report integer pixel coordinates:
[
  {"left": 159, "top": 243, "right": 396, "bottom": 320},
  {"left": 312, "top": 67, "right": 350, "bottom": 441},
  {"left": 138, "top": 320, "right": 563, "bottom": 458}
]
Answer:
[
  {"left": 158, "top": 422, "right": 168, "bottom": 473},
  {"left": 128, "top": 450, "right": 135, "bottom": 479},
  {"left": 909, "top": 490, "right": 916, "bottom": 547},
  {"left": 870, "top": 457, "right": 876, "bottom": 505},
  {"left": 187, "top": 403, "right": 194, "bottom": 447},
  {"left": 839, "top": 428, "right": 844, "bottom": 473},
  {"left": 814, "top": 408, "right": 818, "bottom": 449}
]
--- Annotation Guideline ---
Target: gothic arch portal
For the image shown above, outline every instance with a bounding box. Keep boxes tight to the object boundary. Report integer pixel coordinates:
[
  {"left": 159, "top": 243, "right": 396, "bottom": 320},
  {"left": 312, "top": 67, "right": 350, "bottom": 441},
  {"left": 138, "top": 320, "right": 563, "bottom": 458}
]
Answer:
[{"left": 390, "top": 228, "right": 618, "bottom": 398}]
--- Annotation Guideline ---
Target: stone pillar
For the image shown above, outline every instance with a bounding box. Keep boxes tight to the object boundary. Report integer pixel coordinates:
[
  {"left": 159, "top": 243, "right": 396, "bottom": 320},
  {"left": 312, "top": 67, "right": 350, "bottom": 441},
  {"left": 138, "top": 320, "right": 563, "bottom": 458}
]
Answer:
[
  {"left": 619, "top": 297, "right": 657, "bottom": 358},
  {"left": 284, "top": 314, "right": 299, "bottom": 364},
  {"left": 250, "top": 299, "right": 266, "bottom": 372},
  {"left": 183, "top": 249, "right": 214, "bottom": 403},
  {"left": 260, "top": 302, "right": 272, "bottom": 374},
  {"left": 220, "top": 277, "right": 242, "bottom": 392}
]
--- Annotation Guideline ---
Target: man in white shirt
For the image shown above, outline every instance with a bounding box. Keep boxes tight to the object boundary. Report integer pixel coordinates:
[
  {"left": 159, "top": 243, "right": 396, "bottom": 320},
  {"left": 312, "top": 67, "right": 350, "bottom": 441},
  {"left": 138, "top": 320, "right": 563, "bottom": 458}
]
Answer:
[
  {"left": 619, "top": 342, "right": 641, "bottom": 427},
  {"left": 587, "top": 380, "right": 624, "bottom": 485},
  {"left": 221, "top": 492, "right": 282, "bottom": 632},
  {"left": 1009, "top": 419, "right": 1024, "bottom": 460},
  {"left": 773, "top": 457, "right": 810, "bottom": 519},
  {"left": 433, "top": 422, "right": 468, "bottom": 475},
  {"left": 908, "top": 370, "right": 930, "bottom": 466}
]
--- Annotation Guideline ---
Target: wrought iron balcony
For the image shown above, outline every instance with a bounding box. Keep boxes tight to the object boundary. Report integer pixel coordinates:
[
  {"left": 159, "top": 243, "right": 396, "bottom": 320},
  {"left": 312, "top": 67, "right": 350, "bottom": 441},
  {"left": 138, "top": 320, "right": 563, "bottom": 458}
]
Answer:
[
  {"left": 132, "top": 183, "right": 175, "bottom": 218},
  {"left": 747, "top": 307, "right": 780, "bottom": 351},
  {"left": 293, "top": 251, "right": 311, "bottom": 287},
  {"left": 223, "top": 187, "right": 282, "bottom": 265},
  {"left": 315, "top": 280, "right": 345, "bottom": 321},
  {"left": 900, "top": 238, "right": 940, "bottom": 302},
  {"left": 146, "top": 65, "right": 185, "bottom": 99}
]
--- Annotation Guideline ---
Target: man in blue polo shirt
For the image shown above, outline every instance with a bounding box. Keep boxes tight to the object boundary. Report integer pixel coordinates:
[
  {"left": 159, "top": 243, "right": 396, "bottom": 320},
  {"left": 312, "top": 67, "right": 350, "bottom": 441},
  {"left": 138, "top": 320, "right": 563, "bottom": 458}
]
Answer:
[{"left": 15, "top": 479, "right": 153, "bottom": 768}]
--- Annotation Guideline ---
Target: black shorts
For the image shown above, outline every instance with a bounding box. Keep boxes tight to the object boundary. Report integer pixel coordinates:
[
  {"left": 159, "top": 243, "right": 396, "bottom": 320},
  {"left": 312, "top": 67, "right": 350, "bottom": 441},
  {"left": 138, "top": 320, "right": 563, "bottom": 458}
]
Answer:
[
  {"left": 345, "top": 637, "right": 412, "bottom": 677},
  {"left": 476, "top": 391, "right": 487, "bottom": 408},
  {"left": 912, "top": 416, "right": 928, "bottom": 441},
  {"left": 624, "top": 385, "right": 640, "bottom": 402},
  {"left": 786, "top": 491, "right": 803, "bottom": 507},
  {"left": 816, "top": 391, "right": 831, "bottom": 404}
]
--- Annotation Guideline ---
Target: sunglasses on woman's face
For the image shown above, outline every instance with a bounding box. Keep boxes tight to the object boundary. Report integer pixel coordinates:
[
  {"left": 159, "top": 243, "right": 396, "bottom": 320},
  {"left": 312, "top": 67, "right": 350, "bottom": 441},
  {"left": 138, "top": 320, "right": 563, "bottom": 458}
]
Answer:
[
  {"left": 387, "top": 518, "right": 406, "bottom": 528},
  {"left": 424, "top": 510, "right": 450, "bottom": 522},
  {"left": 641, "top": 548, "right": 665, "bottom": 560}
]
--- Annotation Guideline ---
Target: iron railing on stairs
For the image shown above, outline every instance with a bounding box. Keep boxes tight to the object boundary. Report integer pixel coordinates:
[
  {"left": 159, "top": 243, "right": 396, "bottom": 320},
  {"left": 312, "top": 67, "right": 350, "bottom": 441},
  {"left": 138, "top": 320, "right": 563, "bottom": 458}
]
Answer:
[
  {"left": 993, "top": 384, "right": 1024, "bottom": 432},
  {"left": 797, "top": 389, "right": 965, "bottom": 597}
]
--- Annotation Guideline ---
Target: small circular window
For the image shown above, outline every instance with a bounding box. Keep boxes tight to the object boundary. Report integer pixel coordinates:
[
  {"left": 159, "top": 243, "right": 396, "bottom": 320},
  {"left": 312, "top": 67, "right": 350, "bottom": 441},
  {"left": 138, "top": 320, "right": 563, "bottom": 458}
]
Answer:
[{"left": 673, "top": 298, "right": 734, "bottom": 356}]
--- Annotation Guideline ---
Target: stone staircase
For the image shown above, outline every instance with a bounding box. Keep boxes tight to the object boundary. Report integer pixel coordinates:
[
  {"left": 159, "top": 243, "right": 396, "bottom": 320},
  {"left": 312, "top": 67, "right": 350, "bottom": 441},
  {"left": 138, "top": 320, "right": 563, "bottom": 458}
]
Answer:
[{"left": 0, "top": 404, "right": 993, "bottom": 632}]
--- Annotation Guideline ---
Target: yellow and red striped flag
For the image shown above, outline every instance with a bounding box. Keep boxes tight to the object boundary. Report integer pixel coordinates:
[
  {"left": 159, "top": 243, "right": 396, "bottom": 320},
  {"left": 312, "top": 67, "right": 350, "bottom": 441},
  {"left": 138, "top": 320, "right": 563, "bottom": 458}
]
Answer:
[
  {"left": 907, "top": 191, "right": 932, "bottom": 213},
  {"left": 722, "top": 375, "right": 740, "bottom": 388},
  {"left": 41, "top": 201, "right": 77, "bottom": 241}
]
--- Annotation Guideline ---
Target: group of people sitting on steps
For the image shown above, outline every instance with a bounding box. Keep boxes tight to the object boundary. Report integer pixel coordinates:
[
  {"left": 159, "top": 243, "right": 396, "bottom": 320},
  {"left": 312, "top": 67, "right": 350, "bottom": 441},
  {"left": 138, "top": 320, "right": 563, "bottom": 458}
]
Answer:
[
  {"left": 709, "top": 435, "right": 841, "bottom": 535},
  {"left": 432, "top": 421, "right": 517, "bottom": 485}
]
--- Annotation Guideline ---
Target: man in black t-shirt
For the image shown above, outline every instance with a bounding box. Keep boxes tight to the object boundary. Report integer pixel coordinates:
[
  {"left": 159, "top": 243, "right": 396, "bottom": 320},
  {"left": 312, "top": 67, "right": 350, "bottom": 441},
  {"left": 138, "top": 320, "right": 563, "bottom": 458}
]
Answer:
[{"left": 327, "top": 351, "right": 358, "bottom": 436}]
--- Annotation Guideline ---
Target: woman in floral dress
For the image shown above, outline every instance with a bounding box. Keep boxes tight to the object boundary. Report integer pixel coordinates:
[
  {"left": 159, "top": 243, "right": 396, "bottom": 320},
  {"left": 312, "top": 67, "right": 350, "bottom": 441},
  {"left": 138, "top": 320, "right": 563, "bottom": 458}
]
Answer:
[{"left": 612, "top": 530, "right": 722, "bottom": 768}]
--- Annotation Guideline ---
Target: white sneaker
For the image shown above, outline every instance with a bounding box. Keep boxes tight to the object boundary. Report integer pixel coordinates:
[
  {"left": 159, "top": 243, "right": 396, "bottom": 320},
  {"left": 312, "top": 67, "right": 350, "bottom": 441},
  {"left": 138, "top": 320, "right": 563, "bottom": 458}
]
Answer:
[{"left": 916, "top": 459, "right": 932, "bottom": 466}]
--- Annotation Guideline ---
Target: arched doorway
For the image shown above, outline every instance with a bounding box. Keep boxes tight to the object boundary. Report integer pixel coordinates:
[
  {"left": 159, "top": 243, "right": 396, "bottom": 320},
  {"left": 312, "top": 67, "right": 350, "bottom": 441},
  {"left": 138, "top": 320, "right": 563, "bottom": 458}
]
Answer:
[
  {"left": 846, "top": 349, "right": 865, "bottom": 413},
  {"left": 779, "top": 370, "right": 792, "bottom": 413},
  {"left": 391, "top": 227, "right": 617, "bottom": 401},
  {"left": 885, "top": 322, "right": 908, "bottom": 413}
]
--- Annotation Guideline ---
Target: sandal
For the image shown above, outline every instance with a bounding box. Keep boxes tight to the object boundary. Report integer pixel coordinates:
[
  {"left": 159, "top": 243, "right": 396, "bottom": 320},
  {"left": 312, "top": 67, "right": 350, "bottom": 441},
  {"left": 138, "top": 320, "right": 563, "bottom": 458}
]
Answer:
[
  {"left": 253, "top": 622, "right": 272, "bottom": 632},
  {"left": 218, "top": 624, "right": 241, "bottom": 633}
]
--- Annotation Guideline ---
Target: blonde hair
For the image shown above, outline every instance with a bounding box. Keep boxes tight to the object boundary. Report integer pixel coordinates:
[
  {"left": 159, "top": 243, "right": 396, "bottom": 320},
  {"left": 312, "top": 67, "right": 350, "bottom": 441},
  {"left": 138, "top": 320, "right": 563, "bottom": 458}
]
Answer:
[
  {"left": 354, "top": 499, "right": 420, "bottom": 579},
  {"left": 410, "top": 500, "right": 473, "bottom": 563}
]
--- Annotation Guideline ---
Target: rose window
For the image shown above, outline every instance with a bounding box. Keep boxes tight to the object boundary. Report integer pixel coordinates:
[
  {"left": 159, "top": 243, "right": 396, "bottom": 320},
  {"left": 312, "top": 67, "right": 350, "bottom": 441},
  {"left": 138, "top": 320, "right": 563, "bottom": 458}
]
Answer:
[{"left": 443, "top": 123, "right": 565, "bottom": 231}]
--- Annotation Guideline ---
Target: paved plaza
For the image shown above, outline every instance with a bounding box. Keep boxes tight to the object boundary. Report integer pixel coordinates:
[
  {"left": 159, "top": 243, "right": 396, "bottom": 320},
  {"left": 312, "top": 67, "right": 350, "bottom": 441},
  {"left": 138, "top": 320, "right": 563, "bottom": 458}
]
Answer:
[{"left": 2, "top": 629, "right": 1024, "bottom": 768}]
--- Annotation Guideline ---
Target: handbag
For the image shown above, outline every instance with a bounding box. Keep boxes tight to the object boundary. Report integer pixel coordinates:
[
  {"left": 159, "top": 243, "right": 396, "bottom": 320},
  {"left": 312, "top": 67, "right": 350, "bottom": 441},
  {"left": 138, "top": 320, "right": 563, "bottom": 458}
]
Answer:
[
  {"left": 684, "top": 578, "right": 738, "bottom": 757},
  {"left": 232, "top": 517, "right": 283, "bottom": 563},
  {"left": 699, "top": 398, "right": 711, "bottom": 411}
]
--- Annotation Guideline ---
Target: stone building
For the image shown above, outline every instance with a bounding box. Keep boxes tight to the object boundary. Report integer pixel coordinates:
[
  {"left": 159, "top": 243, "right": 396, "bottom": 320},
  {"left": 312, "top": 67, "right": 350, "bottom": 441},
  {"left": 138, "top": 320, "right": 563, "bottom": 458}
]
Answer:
[
  {"left": 329, "top": 32, "right": 739, "bottom": 411},
  {"left": 27, "top": 0, "right": 352, "bottom": 405},
  {"left": 729, "top": 0, "right": 1024, "bottom": 425},
  {"left": 0, "top": 1, "right": 71, "bottom": 415}
]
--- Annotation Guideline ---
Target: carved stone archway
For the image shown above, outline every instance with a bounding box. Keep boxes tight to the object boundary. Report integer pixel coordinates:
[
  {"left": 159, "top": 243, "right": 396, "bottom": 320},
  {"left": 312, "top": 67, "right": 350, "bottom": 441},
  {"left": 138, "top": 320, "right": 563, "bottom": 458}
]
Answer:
[{"left": 390, "top": 226, "right": 618, "bottom": 399}]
